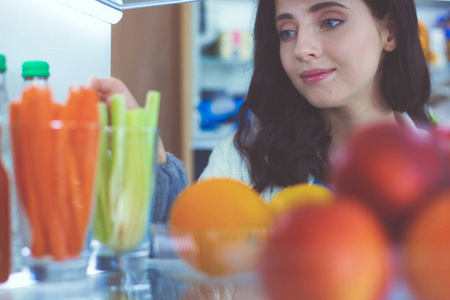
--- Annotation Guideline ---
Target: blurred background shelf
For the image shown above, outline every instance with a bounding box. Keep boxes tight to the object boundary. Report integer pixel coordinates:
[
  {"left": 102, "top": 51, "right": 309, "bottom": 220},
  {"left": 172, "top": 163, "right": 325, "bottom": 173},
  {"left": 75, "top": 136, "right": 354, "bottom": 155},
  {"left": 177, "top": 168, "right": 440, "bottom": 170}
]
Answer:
[
  {"left": 201, "top": 56, "right": 252, "bottom": 67},
  {"left": 430, "top": 63, "right": 450, "bottom": 86},
  {"left": 415, "top": 0, "right": 450, "bottom": 8},
  {"left": 109, "top": 0, "right": 449, "bottom": 181},
  {"left": 190, "top": 0, "right": 450, "bottom": 179}
]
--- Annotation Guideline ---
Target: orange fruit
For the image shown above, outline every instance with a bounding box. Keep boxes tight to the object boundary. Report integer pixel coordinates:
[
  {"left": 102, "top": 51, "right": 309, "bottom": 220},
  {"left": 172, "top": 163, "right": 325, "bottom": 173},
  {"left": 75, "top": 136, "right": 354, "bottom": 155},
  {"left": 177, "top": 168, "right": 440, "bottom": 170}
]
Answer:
[
  {"left": 169, "top": 178, "right": 273, "bottom": 276},
  {"left": 403, "top": 190, "right": 450, "bottom": 300},
  {"left": 268, "top": 183, "right": 333, "bottom": 217}
]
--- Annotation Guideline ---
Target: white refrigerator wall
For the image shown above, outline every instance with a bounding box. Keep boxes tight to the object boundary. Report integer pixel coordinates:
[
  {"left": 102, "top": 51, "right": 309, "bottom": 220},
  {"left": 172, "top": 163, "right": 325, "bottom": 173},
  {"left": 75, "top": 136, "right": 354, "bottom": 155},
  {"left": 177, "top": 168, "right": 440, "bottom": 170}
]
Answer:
[{"left": 0, "top": 0, "right": 111, "bottom": 102}]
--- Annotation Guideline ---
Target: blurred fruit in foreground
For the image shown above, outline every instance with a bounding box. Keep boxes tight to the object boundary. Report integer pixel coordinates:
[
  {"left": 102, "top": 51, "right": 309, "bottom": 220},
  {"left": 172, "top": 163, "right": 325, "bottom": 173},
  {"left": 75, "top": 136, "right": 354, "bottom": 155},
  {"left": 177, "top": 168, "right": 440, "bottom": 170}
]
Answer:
[
  {"left": 268, "top": 183, "right": 333, "bottom": 218},
  {"left": 433, "top": 125, "right": 450, "bottom": 157},
  {"left": 433, "top": 125, "right": 450, "bottom": 144},
  {"left": 403, "top": 190, "right": 450, "bottom": 300},
  {"left": 330, "top": 122, "right": 448, "bottom": 238},
  {"left": 169, "top": 178, "right": 273, "bottom": 276},
  {"left": 260, "top": 199, "right": 391, "bottom": 300}
]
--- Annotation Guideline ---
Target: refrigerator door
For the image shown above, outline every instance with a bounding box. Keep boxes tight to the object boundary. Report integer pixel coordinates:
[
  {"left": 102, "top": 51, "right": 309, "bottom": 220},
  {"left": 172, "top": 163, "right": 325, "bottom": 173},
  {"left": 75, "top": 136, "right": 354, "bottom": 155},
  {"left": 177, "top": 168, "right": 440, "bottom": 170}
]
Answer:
[{"left": 96, "top": 0, "right": 204, "bottom": 10}]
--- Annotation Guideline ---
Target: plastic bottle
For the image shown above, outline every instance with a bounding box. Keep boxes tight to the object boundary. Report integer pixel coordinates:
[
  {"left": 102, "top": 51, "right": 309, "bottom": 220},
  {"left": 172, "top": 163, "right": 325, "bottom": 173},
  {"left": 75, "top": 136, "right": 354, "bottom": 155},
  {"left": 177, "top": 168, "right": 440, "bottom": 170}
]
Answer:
[
  {"left": 0, "top": 54, "right": 10, "bottom": 283},
  {"left": 0, "top": 55, "right": 9, "bottom": 156},
  {"left": 0, "top": 55, "right": 8, "bottom": 119},
  {"left": 0, "top": 128, "right": 10, "bottom": 283},
  {"left": 0, "top": 55, "right": 8, "bottom": 149},
  {"left": 9, "top": 61, "right": 51, "bottom": 273}
]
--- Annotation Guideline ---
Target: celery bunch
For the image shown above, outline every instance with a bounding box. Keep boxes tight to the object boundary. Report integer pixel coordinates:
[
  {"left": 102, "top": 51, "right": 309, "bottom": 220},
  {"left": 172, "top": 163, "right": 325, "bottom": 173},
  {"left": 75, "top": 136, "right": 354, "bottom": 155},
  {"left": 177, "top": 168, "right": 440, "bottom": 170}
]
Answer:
[{"left": 93, "top": 92, "right": 160, "bottom": 251}]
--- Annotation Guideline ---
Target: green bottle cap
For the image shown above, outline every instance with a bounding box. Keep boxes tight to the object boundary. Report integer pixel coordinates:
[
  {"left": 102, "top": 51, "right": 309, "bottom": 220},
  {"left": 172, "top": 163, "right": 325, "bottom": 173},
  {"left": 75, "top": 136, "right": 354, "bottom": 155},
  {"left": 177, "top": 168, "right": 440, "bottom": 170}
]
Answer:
[
  {"left": 0, "top": 55, "right": 6, "bottom": 72},
  {"left": 22, "top": 61, "right": 50, "bottom": 78}
]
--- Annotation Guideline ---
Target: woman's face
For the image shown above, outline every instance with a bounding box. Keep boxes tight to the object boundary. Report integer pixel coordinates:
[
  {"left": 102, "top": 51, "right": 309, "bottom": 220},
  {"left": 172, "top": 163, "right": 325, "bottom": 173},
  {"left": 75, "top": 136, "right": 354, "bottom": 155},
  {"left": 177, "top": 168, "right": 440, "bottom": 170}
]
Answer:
[{"left": 275, "top": 0, "right": 396, "bottom": 111}]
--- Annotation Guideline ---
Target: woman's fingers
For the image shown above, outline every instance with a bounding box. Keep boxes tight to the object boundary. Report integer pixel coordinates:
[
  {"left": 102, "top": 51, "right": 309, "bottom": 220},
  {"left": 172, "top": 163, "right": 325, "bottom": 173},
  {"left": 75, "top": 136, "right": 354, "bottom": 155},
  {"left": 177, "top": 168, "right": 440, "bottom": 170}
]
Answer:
[
  {"left": 157, "top": 136, "right": 167, "bottom": 164},
  {"left": 85, "top": 76, "right": 140, "bottom": 109},
  {"left": 85, "top": 77, "right": 167, "bottom": 163}
]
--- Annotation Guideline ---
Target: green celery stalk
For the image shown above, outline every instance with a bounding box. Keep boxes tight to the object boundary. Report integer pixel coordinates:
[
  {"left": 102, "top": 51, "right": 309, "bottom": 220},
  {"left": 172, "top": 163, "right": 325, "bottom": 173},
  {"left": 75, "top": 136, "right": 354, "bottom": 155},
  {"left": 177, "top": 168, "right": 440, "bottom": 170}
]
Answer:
[
  {"left": 144, "top": 91, "right": 160, "bottom": 223},
  {"left": 107, "top": 94, "right": 127, "bottom": 249},
  {"left": 145, "top": 91, "right": 160, "bottom": 127},
  {"left": 122, "top": 109, "right": 152, "bottom": 249},
  {"left": 93, "top": 102, "right": 111, "bottom": 243}
]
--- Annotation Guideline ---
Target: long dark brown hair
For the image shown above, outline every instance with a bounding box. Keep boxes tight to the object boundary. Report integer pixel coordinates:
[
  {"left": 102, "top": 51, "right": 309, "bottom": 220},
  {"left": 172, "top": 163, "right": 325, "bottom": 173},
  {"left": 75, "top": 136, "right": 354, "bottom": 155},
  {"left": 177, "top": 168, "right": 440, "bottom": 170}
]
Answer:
[{"left": 234, "top": 0, "right": 431, "bottom": 193}]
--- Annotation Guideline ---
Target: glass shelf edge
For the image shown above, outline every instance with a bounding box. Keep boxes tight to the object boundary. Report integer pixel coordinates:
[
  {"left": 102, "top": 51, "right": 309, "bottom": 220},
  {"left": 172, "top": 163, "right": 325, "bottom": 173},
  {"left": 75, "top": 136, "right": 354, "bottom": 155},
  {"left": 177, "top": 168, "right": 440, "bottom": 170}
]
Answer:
[{"left": 96, "top": 0, "right": 204, "bottom": 10}]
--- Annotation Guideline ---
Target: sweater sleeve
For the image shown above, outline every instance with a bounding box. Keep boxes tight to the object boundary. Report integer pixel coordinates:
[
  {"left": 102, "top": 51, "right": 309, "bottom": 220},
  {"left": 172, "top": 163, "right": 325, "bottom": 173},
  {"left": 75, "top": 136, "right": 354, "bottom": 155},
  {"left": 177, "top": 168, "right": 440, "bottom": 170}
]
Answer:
[{"left": 152, "top": 152, "right": 189, "bottom": 223}]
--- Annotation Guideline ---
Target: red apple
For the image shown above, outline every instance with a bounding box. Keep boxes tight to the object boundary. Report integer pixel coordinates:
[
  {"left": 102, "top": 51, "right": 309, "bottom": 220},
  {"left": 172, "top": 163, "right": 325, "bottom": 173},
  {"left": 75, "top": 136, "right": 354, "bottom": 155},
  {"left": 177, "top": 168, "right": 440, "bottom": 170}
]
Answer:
[
  {"left": 432, "top": 125, "right": 450, "bottom": 173},
  {"left": 433, "top": 125, "right": 450, "bottom": 145},
  {"left": 403, "top": 190, "right": 450, "bottom": 300},
  {"left": 330, "top": 122, "right": 448, "bottom": 238},
  {"left": 259, "top": 199, "right": 391, "bottom": 300}
]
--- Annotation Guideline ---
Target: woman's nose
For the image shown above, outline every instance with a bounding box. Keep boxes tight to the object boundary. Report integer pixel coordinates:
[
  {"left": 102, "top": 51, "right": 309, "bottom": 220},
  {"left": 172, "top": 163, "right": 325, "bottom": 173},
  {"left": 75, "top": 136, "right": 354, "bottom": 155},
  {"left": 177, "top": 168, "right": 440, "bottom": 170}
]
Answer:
[{"left": 294, "top": 28, "right": 322, "bottom": 61}]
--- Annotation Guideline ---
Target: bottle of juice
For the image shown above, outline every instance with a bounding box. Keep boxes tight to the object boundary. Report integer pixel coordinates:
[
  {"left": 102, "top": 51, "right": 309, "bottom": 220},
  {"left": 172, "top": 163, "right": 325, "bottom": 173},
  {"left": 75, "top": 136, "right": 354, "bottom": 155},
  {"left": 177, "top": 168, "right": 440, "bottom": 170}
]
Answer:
[
  {"left": 0, "top": 55, "right": 7, "bottom": 116},
  {"left": 8, "top": 61, "right": 51, "bottom": 274},
  {"left": 0, "top": 55, "right": 8, "bottom": 152},
  {"left": 0, "top": 130, "right": 10, "bottom": 284},
  {"left": 0, "top": 54, "right": 10, "bottom": 283}
]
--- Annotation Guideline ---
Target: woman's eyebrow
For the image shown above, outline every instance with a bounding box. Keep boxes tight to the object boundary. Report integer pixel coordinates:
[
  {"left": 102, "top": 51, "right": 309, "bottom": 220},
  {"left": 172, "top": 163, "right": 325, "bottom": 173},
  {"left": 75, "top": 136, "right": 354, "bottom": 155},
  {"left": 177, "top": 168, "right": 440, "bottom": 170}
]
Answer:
[
  {"left": 276, "top": 13, "right": 294, "bottom": 22},
  {"left": 276, "top": 2, "right": 349, "bottom": 22},
  {"left": 310, "top": 1, "right": 349, "bottom": 13}
]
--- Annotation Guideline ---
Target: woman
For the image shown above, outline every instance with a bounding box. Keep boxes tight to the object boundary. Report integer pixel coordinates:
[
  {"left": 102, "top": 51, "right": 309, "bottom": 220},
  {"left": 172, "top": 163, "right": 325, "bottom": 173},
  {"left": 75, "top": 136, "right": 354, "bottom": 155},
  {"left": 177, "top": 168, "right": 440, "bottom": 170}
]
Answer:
[
  {"left": 202, "top": 0, "right": 432, "bottom": 200},
  {"left": 88, "top": 0, "right": 431, "bottom": 221}
]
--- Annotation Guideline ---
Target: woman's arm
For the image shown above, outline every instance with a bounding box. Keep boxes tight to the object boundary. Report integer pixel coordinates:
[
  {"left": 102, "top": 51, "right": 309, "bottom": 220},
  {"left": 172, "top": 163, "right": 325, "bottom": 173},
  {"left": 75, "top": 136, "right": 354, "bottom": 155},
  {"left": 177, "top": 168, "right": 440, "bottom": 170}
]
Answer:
[
  {"left": 86, "top": 77, "right": 188, "bottom": 221},
  {"left": 153, "top": 152, "right": 189, "bottom": 223}
]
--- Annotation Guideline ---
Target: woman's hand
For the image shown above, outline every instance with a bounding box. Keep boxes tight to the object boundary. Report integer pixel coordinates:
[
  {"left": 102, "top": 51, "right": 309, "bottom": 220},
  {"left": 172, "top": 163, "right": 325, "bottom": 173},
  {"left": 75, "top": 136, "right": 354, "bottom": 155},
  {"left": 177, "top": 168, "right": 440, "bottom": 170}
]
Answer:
[
  {"left": 86, "top": 76, "right": 167, "bottom": 164},
  {"left": 85, "top": 76, "right": 140, "bottom": 109}
]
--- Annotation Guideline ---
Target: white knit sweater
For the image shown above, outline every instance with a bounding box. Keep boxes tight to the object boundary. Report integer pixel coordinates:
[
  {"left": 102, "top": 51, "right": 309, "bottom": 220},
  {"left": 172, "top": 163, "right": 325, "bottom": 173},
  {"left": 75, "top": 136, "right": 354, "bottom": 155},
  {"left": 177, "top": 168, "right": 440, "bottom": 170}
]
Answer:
[
  {"left": 198, "top": 112, "right": 420, "bottom": 202},
  {"left": 199, "top": 134, "right": 287, "bottom": 202}
]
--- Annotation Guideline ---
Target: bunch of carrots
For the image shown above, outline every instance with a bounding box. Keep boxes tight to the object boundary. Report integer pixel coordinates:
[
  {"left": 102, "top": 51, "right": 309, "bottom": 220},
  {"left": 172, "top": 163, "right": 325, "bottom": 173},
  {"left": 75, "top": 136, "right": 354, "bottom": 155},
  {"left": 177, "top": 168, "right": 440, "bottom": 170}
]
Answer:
[{"left": 9, "top": 86, "right": 100, "bottom": 261}]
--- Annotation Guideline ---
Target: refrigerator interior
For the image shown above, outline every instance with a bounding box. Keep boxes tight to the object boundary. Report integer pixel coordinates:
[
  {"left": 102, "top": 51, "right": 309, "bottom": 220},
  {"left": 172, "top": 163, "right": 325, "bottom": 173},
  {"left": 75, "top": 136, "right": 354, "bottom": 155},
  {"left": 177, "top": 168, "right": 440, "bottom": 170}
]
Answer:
[
  {"left": 0, "top": 0, "right": 112, "bottom": 102},
  {"left": 0, "top": 0, "right": 113, "bottom": 284}
]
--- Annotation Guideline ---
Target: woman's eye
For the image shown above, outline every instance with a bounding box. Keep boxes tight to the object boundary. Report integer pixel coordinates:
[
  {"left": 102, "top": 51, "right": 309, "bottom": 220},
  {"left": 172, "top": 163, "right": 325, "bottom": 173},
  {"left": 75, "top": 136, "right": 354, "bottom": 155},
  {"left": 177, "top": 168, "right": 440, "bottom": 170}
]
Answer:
[
  {"left": 279, "top": 30, "right": 296, "bottom": 40},
  {"left": 322, "top": 19, "right": 341, "bottom": 28}
]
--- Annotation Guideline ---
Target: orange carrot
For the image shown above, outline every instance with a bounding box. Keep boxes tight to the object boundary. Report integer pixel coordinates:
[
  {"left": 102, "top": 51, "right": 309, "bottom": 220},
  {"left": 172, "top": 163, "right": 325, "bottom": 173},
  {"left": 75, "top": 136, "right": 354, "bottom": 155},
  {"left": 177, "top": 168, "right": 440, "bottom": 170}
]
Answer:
[
  {"left": 9, "top": 101, "right": 47, "bottom": 257},
  {"left": 65, "top": 148, "right": 85, "bottom": 255},
  {"left": 20, "top": 87, "right": 68, "bottom": 260},
  {"left": 51, "top": 103, "right": 78, "bottom": 257},
  {"left": 64, "top": 87, "right": 100, "bottom": 253}
]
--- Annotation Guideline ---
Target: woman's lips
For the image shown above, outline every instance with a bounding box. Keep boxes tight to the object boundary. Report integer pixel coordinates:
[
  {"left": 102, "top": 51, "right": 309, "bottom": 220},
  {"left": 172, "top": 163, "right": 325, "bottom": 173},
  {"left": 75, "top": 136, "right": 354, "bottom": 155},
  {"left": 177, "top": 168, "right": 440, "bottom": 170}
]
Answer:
[{"left": 300, "top": 68, "right": 335, "bottom": 84}]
